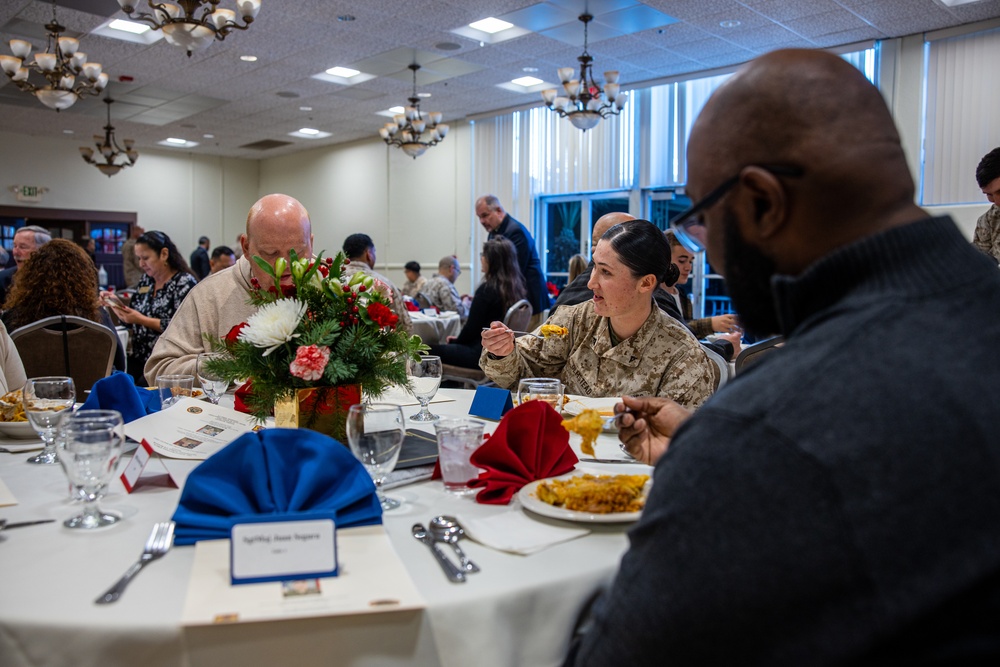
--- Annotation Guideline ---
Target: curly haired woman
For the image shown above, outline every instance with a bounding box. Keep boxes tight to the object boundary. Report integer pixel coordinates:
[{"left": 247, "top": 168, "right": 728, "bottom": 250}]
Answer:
[{"left": 1, "top": 238, "right": 125, "bottom": 372}]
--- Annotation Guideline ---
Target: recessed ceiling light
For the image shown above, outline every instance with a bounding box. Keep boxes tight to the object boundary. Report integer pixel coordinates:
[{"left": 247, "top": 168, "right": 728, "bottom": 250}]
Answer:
[
  {"left": 719, "top": 19, "right": 741, "bottom": 28},
  {"left": 203, "top": 133, "right": 214, "bottom": 139},
  {"left": 417, "top": 92, "right": 431, "bottom": 98},
  {"left": 469, "top": 17, "right": 513, "bottom": 34},
  {"left": 108, "top": 19, "right": 150, "bottom": 35},
  {"left": 159, "top": 138, "right": 199, "bottom": 148},
  {"left": 62, "top": 129, "right": 73, "bottom": 134},
  {"left": 326, "top": 66, "right": 360, "bottom": 78},
  {"left": 512, "top": 75, "right": 543, "bottom": 87},
  {"left": 299, "top": 106, "right": 313, "bottom": 111},
  {"left": 240, "top": 55, "right": 257, "bottom": 62},
  {"left": 166, "top": 137, "right": 188, "bottom": 145},
  {"left": 289, "top": 128, "right": 332, "bottom": 139},
  {"left": 298, "top": 127, "right": 320, "bottom": 135}
]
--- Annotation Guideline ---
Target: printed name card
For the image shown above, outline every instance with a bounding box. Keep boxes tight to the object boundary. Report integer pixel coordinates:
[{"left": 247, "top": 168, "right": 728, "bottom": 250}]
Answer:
[
  {"left": 468, "top": 385, "right": 513, "bottom": 420},
  {"left": 230, "top": 512, "right": 338, "bottom": 585},
  {"left": 120, "top": 439, "right": 178, "bottom": 492}
]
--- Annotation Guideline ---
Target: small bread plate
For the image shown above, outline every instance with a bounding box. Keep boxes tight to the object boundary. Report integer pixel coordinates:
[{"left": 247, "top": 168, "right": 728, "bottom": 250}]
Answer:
[
  {"left": 0, "top": 420, "right": 41, "bottom": 440},
  {"left": 563, "top": 395, "right": 620, "bottom": 432},
  {"left": 518, "top": 466, "right": 652, "bottom": 524}
]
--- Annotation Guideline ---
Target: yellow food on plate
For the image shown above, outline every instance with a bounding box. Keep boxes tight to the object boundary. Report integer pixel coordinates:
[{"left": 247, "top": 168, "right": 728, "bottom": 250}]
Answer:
[
  {"left": 0, "top": 389, "right": 27, "bottom": 422},
  {"left": 539, "top": 324, "right": 568, "bottom": 338},
  {"left": 536, "top": 473, "right": 650, "bottom": 514},
  {"left": 561, "top": 409, "right": 604, "bottom": 455}
]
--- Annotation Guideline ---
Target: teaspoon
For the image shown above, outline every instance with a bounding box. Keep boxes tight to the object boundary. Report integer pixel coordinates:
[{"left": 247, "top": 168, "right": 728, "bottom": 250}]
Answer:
[{"left": 429, "top": 515, "right": 480, "bottom": 573}]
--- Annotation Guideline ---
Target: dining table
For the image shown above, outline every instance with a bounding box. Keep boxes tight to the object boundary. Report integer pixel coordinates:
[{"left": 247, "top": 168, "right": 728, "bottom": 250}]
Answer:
[
  {"left": 408, "top": 311, "right": 463, "bottom": 345},
  {"left": 0, "top": 388, "right": 649, "bottom": 667}
]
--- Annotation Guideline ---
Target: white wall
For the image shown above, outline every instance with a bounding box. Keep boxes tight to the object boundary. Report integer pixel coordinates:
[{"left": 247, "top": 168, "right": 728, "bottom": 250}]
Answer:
[{"left": 0, "top": 130, "right": 259, "bottom": 257}]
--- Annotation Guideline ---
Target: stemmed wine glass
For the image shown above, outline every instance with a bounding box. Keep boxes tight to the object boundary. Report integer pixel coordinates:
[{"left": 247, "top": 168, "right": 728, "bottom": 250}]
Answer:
[
  {"left": 407, "top": 354, "right": 442, "bottom": 422},
  {"left": 196, "top": 353, "right": 229, "bottom": 405},
  {"left": 57, "top": 421, "right": 123, "bottom": 529},
  {"left": 23, "top": 376, "right": 76, "bottom": 465},
  {"left": 346, "top": 403, "right": 405, "bottom": 511}
]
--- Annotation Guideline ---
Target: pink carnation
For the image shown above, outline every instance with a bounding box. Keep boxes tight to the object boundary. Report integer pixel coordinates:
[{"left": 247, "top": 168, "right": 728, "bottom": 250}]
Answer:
[{"left": 289, "top": 344, "right": 331, "bottom": 382}]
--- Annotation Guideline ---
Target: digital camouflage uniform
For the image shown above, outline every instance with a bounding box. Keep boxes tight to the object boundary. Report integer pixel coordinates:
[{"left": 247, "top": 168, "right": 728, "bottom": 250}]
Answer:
[
  {"left": 972, "top": 205, "right": 1000, "bottom": 263},
  {"left": 422, "top": 275, "right": 469, "bottom": 320},
  {"left": 480, "top": 300, "right": 715, "bottom": 407}
]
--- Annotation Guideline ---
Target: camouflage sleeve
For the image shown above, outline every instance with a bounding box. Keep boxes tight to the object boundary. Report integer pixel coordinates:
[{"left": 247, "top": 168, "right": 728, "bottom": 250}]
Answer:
[
  {"left": 479, "top": 307, "right": 578, "bottom": 388},
  {"left": 655, "top": 340, "right": 715, "bottom": 408},
  {"left": 973, "top": 211, "right": 992, "bottom": 255}
]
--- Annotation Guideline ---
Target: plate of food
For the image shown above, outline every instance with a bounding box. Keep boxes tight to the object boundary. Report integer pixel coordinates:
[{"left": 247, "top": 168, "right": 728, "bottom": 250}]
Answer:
[
  {"left": 518, "top": 469, "right": 651, "bottom": 523},
  {"left": 0, "top": 390, "right": 38, "bottom": 439}
]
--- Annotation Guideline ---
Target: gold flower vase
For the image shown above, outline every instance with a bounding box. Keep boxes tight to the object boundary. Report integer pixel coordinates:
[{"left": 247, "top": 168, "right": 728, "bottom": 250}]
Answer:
[{"left": 274, "top": 385, "right": 362, "bottom": 444}]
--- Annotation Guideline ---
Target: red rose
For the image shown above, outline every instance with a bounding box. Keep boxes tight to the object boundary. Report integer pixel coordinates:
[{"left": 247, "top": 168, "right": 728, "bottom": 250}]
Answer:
[
  {"left": 280, "top": 283, "right": 297, "bottom": 297},
  {"left": 224, "top": 322, "right": 247, "bottom": 348},
  {"left": 367, "top": 301, "right": 398, "bottom": 329}
]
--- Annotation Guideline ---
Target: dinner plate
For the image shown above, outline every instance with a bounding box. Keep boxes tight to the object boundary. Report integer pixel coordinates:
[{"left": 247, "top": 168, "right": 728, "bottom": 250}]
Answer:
[
  {"left": 563, "top": 395, "right": 620, "bottom": 432},
  {"left": 518, "top": 467, "right": 651, "bottom": 524},
  {"left": 0, "top": 420, "right": 40, "bottom": 439}
]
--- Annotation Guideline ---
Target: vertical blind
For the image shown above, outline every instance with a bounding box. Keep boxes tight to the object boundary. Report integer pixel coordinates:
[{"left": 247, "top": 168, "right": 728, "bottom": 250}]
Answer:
[{"left": 923, "top": 26, "right": 1000, "bottom": 205}]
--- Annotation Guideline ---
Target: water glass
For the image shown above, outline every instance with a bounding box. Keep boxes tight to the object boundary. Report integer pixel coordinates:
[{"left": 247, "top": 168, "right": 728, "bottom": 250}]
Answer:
[
  {"left": 57, "top": 422, "right": 123, "bottom": 529},
  {"left": 62, "top": 410, "right": 124, "bottom": 502},
  {"left": 434, "top": 418, "right": 485, "bottom": 495},
  {"left": 196, "top": 353, "right": 229, "bottom": 405},
  {"left": 23, "top": 376, "right": 76, "bottom": 465},
  {"left": 346, "top": 403, "right": 405, "bottom": 511},
  {"left": 157, "top": 374, "right": 194, "bottom": 408},
  {"left": 407, "top": 355, "right": 442, "bottom": 422},
  {"left": 517, "top": 378, "right": 564, "bottom": 411}
]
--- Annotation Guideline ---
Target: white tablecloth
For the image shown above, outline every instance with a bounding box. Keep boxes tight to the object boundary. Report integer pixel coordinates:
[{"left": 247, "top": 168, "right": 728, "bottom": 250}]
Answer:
[
  {"left": 410, "top": 311, "right": 462, "bottom": 345},
  {"left": 0, "top": 389, "right": 643, "bottom": 667}
]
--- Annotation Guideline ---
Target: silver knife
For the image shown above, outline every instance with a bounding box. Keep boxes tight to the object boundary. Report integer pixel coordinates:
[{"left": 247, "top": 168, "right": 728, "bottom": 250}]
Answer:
[
  {"left": 0, "top": 518, "right": 56, "bottom": 530},
  {"left": 578, "top": 458, "right": 645, "bottom": 465}
]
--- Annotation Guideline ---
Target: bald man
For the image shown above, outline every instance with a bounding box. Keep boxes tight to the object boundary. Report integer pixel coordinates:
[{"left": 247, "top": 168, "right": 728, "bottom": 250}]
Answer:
[
  {"left": 144, "top": 194, "right": 313, "bottom": 382},
  {"left": 566, "top": 50, "right": 1000, "bottom": 665},
  {"left": 549, "top": 211, "right": 633, "bottom": 315}
]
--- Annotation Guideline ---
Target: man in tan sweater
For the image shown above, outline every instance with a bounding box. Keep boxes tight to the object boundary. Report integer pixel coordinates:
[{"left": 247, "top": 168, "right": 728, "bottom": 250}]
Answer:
[{"left": 144, "top": 194, "right": 313, "bottom": 383}]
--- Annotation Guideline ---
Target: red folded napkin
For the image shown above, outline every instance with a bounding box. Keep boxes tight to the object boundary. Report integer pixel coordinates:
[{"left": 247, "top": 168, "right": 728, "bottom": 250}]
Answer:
[
  {"left": 467, "top": 400, "right": 578, "bottom": 504},
  {"left": 404, "top": 300, "right": 420, "bottom": 312},
  {"left": 234, "top": 380, "right": 253, "bottom": 414}
]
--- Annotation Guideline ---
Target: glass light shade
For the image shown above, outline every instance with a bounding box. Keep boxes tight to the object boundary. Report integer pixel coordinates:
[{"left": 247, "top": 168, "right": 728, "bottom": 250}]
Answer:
[
  {"left": 401, "top": 143, "right": 427, "bottom": 158},
  {"left": 436, "top": 124, "right": 449, "bottom": 138},
  {"left": 393, "top": 114, "right": 405, "bottom": 125},
  {"left": 10, "top": 40, "right": 31, "bottom": 59},
  {"left": 97, "top": 164, "right": 123, "bottom": 177},
  {"left": 162, "top": 22, "right": 214, "bottom": 52},
  {"left": 59, "top": 74, "right": 75, "bottom": 89},
  {"left": 126, "top": 150, "right": 138, "bottom": 162},
  {"left": 604, "top": 70, "right": 619, "bottom": 84},
  {"left": 401, "top": 131, "right": 413, "bottom": 142},
  {"left": 101, "top": 144, "right": 114, "bottom": 158},
  {"left": 385, "top": 123, "right": 398, "bottom": 135},
  {"left": 568, "top": 111, "right": 601, "bottom": 131},
  {"left": 428, "top": 129, "right": 439, "bottom": 141},
  {"left": 0, "top": 55, "right": 21, "bottom": 75},
  {"left": 158, "top": 3, "right": 181, "bottom": 20},
  {"left": 35, "top": 88, "right": 77, "bottom": 110},
  {"left": 586, "top": 98, "right": 603, "bottom": 111},
  {"left": 427, "top": 111, "right": 442, "bottom": 125},
  {"left": 563, "top": 80, "right": 580, "bottom": 97},
  {"left": 35, "top": 52, "right": 57, "bottom": 71},
  {"left": 557, "top": 67, "right": 575, "bottom": 83},
  {"left": 378, "top": 127, "right": 389, "bottom": 139},
  {"left": 405, "top": 106, "right": 418, "bottom": 121},
  {"left": 604, "top": 82, "right": 619, "bottom": 100},
  {"left": 211, "top": 8, "right": 236, "bottom": 29},
  {"left": 116, "top": 0, "right": 134, "bottom": 9},
  {"left": 79, "top": 146, "right": 94, "bottom": 159},
  {"left": 554, "top": 96, "right": 569, "bottom": 111},
  {"left": 95, "top": 72, "right": 109, "bottom": 90},
  {"left": 93, "top": 134, "right": 103, "bottom": 143},
  {"left": 615, "top": 92, "right": 629, "bottom": 109},
  {"left": 541, "top": 88, "right": 557, "bottom": 104},
  {"left": 123, "top": 139, "right": 135, "bottom": 149},
  {"left": 411, "top": 119, "right": 426, "bottom": 133},
  {"left": 236, "top": 0, "right": 262, "bottom": 20},
  {"left": 81, "top": 63, "right": 102, "bottom": 80},
  {"left": 57, "top": 37, "right": 79, "bottom": 56},
  {"left": 12, "top": 68, "right": 28, "bottom": 82},
  {"left": 70, "top": 52, "right": 87, "bottom": 70}
]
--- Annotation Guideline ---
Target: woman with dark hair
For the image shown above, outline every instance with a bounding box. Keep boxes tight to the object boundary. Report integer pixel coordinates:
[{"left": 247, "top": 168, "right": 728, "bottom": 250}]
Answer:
[
  {"left": 429, "top": 238, "right": 526, "bottom": 369},
  {"left": 2, "top": 239, "right": 125, "bottom": 372},
  {"left": 103, "top": 230, "right": 197, "bottom": 384},
  {"left": 481, "top": 220, "right": 715, "bottom": 405}
]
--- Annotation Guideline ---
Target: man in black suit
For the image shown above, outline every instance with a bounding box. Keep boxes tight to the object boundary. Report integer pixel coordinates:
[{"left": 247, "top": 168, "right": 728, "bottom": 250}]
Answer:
[
  {"left": 189, "top": 236, "right": 211, "bottom": 280},
  {"left": 475, "top": 195, "right": 549, "bottom": 316}
]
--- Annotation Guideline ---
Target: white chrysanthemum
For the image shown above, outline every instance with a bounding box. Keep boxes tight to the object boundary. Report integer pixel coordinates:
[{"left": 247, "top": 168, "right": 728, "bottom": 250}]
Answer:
[{"left": 239, "top": 298, "right": 305, "bottom": 356}]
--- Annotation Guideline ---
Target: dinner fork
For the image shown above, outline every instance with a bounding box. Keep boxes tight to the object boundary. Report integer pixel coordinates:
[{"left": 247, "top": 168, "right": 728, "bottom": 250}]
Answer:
[
  {"left": 95, "top": 521, "right": 175, "bottom": 604},
  {"left": 481, "top": 327, "right": 544, "bottom": 339}
]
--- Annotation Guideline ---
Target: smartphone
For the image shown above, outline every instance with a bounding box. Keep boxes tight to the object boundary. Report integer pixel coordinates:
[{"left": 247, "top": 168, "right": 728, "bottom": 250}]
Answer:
[{"left": 102, "top": 293, "right": 127, "bottom": 310}]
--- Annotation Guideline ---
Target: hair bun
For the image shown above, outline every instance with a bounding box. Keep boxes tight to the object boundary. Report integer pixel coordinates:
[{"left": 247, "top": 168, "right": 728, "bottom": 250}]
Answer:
[{"left": 662, "top": 262, "right": 680, "bottom": 287}]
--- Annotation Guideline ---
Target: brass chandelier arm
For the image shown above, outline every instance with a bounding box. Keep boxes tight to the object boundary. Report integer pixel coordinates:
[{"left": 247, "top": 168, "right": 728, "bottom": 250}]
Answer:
[
  {"left": 378, "top": 63, "right": 449, "bottom": 159},
  {"left": 116, "top": 0, "right": 261, "bottom": 55},
  {"left": 80, "top": 98, "right": 139, "bottom": 178}
]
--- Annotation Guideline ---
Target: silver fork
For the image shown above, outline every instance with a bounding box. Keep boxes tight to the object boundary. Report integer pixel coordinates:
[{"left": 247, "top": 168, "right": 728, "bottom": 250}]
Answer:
[
  {"left": 481, "top": 327, "right": 544, "bottom": 339},
  {"left": 95, "top": 521, "right": 175, "bottom": 604}
]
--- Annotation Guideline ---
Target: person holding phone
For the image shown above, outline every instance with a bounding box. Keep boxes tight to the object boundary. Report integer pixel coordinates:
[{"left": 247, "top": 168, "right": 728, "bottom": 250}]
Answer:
[{"left": 103, "top": 231, "right": 196, "bottom": 385}]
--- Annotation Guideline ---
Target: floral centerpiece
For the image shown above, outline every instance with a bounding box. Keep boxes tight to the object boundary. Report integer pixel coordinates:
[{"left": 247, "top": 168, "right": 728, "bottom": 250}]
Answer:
[{"left": 206, "top": 251, "right": 427, "bottom": 441}]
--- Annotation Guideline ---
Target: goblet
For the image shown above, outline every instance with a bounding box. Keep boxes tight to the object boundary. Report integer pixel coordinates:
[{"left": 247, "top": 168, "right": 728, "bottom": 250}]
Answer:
[
  {"left": 517, "top": 377, "right": 564, "bottom": 411},
  {"left": 57, "top": 422, "right": 123, "bottom": 529},
  {"left": 23, "top": 376, "right": 76, "bottom": 465},
  {"left": 407, "top": 354, "right": 442, "bottom": 422},
  {"left": 196, "top": 353, "right": 229, "bottom": 405},
  {"left": 346, "top": 403, "right": 404, "bottom": 511},
  {"left": 62, "top": 409, "right": 124, "bottom": 502}
]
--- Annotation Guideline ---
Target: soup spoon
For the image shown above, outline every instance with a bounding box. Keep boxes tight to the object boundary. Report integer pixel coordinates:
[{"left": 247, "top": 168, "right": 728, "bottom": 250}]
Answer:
[{"left": 429, "top": 515, "right": 480, "bottom": 573}]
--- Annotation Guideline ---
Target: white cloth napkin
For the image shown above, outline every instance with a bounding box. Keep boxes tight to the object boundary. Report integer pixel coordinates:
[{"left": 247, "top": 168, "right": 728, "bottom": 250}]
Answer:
[
  {"left": 0, "top": 474, "right": 17, "bottom": 507},
  {"left": 459, "top": 510, "right": 590, "bottom": 555}
]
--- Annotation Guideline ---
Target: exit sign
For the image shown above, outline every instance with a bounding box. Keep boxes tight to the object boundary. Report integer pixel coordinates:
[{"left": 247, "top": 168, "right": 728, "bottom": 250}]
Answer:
[{"left": 9, "top": 185, "right": 47, "bottom": 203}]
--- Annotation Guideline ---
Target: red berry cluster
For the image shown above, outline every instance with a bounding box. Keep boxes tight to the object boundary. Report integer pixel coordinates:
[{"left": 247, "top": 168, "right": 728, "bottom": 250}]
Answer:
[{"left": 339, "top": 291, "right": 361, "bottom": 328}]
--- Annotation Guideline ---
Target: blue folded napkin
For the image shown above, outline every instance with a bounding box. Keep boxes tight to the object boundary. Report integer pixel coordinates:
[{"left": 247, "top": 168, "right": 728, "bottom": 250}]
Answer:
[
  {"left": 171, "top": 428, "right": 382, "bottom": 545},
  {"left": 80, "top": 371, "right": 161, "bottom": 423}
]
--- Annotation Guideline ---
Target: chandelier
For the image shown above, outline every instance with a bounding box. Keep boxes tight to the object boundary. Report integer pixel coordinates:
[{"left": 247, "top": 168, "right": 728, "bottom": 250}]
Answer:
[
  {"left": 541, "top": 14, "right": 628, "bottom": 131},
  {"left": 378, "top": 64, "right": 449, "bottom": 159},
  {"left": 0, "top": 2, "right": 108, "bottom": 111},
  {"left": 115, "top": 0, "right": 262, "bottom": 56},
  {"left": 80, "top": 98, "right": 138, "bottom": 177}
]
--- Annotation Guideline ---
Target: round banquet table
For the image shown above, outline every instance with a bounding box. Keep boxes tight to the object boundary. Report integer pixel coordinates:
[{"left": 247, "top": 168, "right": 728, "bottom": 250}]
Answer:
[
  {"left": 409, "top": 311, "right": 462, "bottom": 345},
  {"left": 0, "top": 388, "right": 648, "bottom": 667}
]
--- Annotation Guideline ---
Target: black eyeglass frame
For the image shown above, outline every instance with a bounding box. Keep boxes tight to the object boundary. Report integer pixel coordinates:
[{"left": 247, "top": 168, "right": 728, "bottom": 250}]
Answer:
[{"left": 668, "top": 164, "right": 804, "bottom": 251}]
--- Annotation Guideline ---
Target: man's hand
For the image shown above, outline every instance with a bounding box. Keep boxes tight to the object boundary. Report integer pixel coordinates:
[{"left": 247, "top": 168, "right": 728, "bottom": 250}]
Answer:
[
  {"left": 481, "top": 321, "right": 515, "bottom": 357},
  {"left": 616, "top": 396, "right": 693, "bottom": 465},
  {"left": 716, "top": 330, "right": 742, "bottom": 357},
  {"left": 711, "top": 314, "right": 740, "bottom": 333}
]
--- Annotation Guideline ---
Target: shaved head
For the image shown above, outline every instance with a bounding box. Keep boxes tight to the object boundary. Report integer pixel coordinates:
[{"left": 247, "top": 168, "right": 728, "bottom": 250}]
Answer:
[
  {"left": 593, "top": 212, "right": 635, "bottom": 251},
  {"left": 243, "top": 194, "right": 314, "bottom": 289},
  {"left": 686, "top": 49, "right": 925, "bottom": 335}
]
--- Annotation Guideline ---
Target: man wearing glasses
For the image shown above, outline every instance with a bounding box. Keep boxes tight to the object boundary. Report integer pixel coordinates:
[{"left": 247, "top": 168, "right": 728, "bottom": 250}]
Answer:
[{"left": 566, "top": 50, "right": 1000, "bottom": 664}]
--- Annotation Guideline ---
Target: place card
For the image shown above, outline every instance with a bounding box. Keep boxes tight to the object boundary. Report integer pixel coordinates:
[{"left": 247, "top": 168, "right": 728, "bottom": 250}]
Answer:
[
  {"left": 230, "top": 512, "right": 338, "bottom": 585},
  {"left": 120, "top": 439, "right": 179, "bottom": 493},
  {"left": 468, "top": 385, "right": 513, "bottom": 420}
]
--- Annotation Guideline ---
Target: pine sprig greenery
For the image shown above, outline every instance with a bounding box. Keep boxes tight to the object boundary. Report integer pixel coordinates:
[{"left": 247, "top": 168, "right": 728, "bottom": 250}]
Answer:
[{"left": 206, "top": 250, "right": 427, "bottom": 424}]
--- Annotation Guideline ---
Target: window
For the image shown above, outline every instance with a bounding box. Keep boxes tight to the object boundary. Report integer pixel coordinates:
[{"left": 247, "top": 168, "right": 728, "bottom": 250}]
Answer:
[{"left": 539, "top": 193, "right": 629, "bottom": 290}]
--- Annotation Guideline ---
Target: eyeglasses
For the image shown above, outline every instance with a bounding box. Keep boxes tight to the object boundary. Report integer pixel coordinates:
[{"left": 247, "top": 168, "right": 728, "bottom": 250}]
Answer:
[{"left": 669, "top": 164, "right": 804, "bottom": 252}]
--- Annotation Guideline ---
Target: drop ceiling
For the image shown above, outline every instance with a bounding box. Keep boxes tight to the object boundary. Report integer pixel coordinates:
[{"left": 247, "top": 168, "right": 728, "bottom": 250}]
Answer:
[{"left": 0, "top": 0, "right": 997, "bottom": 160}]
